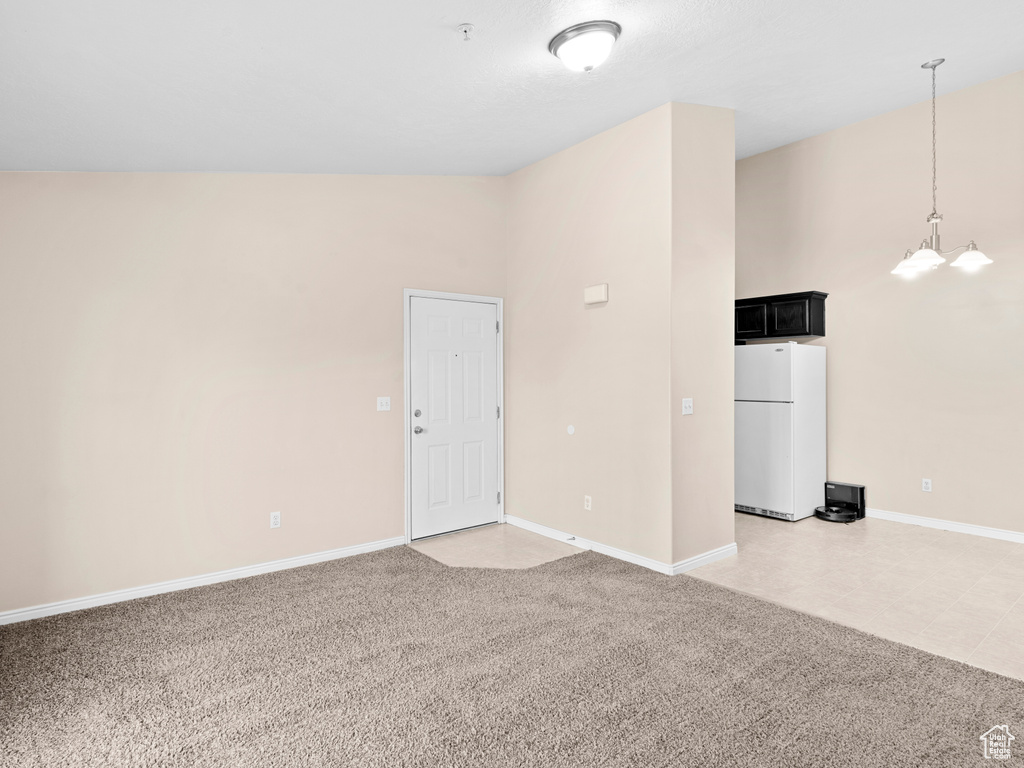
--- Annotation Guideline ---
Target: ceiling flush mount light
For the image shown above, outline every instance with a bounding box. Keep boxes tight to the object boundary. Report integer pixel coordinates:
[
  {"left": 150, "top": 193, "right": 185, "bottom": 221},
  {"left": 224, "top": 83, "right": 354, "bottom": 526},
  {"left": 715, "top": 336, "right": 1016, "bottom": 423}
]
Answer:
[
  {"left": 892, "top": 59, "right": 992, "bottom": 276},
  {"left": 549, "top": 21, "right": 621, "bottom": 72}
]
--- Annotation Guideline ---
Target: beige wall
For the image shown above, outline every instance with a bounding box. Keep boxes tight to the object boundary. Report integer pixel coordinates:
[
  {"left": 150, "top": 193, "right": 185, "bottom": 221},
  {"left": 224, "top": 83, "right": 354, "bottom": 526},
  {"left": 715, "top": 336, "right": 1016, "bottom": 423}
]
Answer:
[
  {"left": 505, "top": 105, "right": 676, "bottom": 564},
  {"left": 505, "top": 103, "right": 737, "bottom": 566},
  {"left": 736, "top": 70, "right": 1024, "bottom": 534},
  {"left": 670, "top": 103, "right": 736, "bottom": 563},
  {"left": 3, "top": 99, "right": 739, "bottom": 614},
  {"left": 0, "top": 173, "right": 507, "bottom": 612}
]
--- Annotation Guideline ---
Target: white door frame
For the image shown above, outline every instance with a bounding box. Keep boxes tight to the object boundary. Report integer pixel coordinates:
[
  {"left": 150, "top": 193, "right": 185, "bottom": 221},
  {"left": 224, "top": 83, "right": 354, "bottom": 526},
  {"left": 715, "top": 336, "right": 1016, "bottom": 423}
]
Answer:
[{"left": 403, "top": 289, "right": 504, "bottom": 544}]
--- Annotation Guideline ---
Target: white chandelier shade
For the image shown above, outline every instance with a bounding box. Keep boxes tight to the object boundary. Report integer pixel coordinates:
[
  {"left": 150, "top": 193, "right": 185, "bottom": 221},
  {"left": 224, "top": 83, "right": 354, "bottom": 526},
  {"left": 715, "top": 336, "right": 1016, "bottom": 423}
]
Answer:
[
  {"left": 891, "top": 247, "right": 944, "bottom": 276},
  {"left": 950, "top": 242, "right": 993, "bottom": 270}
]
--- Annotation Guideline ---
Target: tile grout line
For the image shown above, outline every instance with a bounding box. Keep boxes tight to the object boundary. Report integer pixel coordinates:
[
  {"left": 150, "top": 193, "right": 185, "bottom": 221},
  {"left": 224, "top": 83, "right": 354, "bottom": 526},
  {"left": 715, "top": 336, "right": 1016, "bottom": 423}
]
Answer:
[
  {"left": 816, "top": 539, "right": 957, "bottom": 626},
  {"left": 911, "top": 550, "right": 1018, "bottom": 656},
  {"left": 966, "top": 574, "right": 1024, "bottom": 665}
]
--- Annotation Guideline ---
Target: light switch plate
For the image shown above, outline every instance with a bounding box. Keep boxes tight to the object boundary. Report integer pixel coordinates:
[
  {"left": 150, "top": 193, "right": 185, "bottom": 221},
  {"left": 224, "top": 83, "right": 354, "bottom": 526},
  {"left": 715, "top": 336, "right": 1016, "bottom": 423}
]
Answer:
[
  {"left": 682, "top": 398, "right": 693, "bottom": 415},
  {"left": 377, "top": 397, "right": 391, "bottom": 412}
]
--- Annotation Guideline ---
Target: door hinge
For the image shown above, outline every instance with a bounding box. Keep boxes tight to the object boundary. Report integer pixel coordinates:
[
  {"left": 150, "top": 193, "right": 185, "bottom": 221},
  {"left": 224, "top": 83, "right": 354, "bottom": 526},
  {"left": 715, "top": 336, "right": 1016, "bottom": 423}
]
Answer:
[
  {"left": 497, "top": 491, "right": 501, "bottom": 504},
  {"left": 497, "top": 405, "right": 500, "bottom": 418},
  {"left": 496, "top": 320, "right": 500, "bottom": 333}
]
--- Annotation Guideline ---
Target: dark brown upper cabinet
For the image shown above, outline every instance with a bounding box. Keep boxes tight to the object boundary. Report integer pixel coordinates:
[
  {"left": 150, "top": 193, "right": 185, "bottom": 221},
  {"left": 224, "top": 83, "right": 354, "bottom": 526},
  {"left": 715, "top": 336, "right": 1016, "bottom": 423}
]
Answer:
[{"left": 735, "top": 291, "right": 827, "bottom": 342}]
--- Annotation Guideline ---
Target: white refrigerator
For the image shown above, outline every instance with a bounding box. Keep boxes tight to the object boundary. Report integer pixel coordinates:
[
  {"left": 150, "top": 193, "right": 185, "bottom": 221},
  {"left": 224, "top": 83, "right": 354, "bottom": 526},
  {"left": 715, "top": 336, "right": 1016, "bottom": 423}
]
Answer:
[{"left": 735, "top": 342, "right": 826, "bottom": 521}]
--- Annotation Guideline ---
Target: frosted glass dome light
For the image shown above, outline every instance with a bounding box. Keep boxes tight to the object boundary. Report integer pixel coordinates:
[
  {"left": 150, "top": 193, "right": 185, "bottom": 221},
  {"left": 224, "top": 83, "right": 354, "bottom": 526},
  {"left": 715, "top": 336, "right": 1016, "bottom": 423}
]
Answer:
[{"left": 549, "top": 21, "right": 621, "bottom": 72}]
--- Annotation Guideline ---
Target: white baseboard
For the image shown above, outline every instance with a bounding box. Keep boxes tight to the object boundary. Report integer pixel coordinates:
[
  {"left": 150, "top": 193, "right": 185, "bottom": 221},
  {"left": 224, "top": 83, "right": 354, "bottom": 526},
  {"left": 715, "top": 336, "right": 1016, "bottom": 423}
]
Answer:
[
  {"left": 505, "top": 515, "right": 737, "bottom": 577},
  {"left": 670, "top": 542, "right": 739, "bottom": 575},
  {"left": 504, "top": 514, "right": 589, "bottom": 549},
  {"left": 866, "top": 508, "right": 1024, "bottom": 544},
  {"left": 0, "top": 536, "right": 406, "bottom": 626}
]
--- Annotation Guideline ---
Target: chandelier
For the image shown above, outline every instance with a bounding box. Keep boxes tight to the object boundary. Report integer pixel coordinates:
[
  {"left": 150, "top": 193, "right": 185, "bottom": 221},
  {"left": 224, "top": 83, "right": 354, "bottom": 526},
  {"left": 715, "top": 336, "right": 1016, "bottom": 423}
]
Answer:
[{"left": 891, "top": 59, "right": 993, "bottom": 276}]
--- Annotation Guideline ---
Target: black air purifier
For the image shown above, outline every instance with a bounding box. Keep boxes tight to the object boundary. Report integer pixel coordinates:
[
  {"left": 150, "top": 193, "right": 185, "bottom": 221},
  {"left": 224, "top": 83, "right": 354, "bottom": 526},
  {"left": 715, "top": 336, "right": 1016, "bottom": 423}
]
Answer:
[{"left": 815, "top": 482, "right": 866, "bottom": 523}]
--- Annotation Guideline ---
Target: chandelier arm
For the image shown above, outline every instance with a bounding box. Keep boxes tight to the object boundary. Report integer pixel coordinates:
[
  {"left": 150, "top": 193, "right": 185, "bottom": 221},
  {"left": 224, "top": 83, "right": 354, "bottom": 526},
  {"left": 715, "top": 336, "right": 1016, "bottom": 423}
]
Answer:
[{"left": 937, "top": 245, "right": 973, "bottom": 255}]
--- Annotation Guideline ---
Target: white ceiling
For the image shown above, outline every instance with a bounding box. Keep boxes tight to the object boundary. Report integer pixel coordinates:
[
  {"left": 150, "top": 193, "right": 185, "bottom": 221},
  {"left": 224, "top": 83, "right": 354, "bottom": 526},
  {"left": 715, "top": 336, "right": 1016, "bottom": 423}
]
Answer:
[{"left": 1, "top": 0, "right": 1022, "bottom": 175}]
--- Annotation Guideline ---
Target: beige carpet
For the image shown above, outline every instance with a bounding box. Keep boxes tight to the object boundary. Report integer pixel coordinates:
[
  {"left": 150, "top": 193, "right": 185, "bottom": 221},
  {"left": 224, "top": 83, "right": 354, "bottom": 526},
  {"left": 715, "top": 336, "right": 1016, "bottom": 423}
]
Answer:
[{"left": 1, "top": 547, "right": 1021, "bottom": 767}]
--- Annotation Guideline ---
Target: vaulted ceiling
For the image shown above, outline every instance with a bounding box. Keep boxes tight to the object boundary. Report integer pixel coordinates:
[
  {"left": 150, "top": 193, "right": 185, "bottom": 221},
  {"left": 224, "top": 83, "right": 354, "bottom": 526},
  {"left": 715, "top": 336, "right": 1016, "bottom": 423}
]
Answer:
[{"left": 2, "top": 0, "right": 1022, "bottom": 175}]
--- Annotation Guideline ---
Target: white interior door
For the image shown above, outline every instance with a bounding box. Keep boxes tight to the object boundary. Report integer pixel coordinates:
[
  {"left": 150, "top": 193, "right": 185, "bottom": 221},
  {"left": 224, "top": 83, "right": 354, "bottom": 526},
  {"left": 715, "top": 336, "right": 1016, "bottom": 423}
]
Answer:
[{"left": 410, "top": 297, "right": 499, "bottom": 540}]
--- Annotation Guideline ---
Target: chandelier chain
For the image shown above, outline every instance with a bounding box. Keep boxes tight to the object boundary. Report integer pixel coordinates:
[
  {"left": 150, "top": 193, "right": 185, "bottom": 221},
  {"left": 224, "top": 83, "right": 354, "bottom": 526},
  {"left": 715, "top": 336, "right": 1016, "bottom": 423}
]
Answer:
[{"left": 931, "top": 65, "right": 937, "bottom": 217}]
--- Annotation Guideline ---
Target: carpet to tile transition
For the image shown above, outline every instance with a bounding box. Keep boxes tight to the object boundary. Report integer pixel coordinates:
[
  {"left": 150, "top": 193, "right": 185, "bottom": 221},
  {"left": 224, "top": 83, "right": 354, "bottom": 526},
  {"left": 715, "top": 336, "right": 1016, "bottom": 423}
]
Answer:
[{"left": 1, "top": 547, "right": 1021, "bottom": 767}]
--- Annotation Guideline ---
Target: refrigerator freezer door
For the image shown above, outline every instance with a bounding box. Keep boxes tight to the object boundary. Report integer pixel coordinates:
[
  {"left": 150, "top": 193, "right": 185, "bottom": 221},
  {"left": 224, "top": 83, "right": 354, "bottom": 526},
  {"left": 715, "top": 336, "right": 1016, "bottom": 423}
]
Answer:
[
  {"left": 735, "top": 343, "right": 793, "bottom": 402},
  {"left": 735, "top": 401, "right": 794, "bottom": 518}
]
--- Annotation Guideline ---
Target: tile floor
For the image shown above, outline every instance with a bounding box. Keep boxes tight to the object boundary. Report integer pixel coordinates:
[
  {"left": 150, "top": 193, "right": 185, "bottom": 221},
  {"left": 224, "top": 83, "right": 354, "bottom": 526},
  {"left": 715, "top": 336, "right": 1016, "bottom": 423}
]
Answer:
[
  {"left": 410, "top": 522, "right": 584, "bottom": 569},
  {"left": 689, "top": 512, "right": 1024, "bottom": 681},
  {"left": 416, "top": 515, "right": 1024, "bottom": 681}
]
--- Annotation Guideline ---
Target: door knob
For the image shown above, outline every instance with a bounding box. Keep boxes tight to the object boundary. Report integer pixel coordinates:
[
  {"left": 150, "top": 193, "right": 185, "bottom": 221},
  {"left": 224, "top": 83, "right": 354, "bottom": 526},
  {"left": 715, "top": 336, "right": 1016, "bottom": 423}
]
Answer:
[
  {"left": 414, "top": 426, "right": 424, "bottom": 434},
  {"left": 413, "top": 409, "right": 421, "bottom": 417}
]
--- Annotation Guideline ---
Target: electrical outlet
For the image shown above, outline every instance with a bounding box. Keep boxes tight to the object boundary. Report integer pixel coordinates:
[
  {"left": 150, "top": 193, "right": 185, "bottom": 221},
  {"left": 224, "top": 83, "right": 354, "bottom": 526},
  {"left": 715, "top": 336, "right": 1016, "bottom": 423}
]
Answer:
[
  {"left": 270, "top": 511, "right": 281, "bottom": 528},
  {"left": 681, "top": 398, "right": 693, "bottom": 415},
  {"left": 921, "top": 479, "right": 932, "bottom": 493},
  {"left": 584, "top": 495, "right": 592, "bottom": 511},
  {"left": 377, "top": 396, "right": 391, "bottom": 412}
]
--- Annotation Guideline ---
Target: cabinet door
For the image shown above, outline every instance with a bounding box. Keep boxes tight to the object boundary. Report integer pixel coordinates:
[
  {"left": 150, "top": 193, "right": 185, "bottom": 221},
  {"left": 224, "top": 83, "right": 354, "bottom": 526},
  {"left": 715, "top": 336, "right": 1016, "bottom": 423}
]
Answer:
[
  {"left": 735, "top": 303, "right": 768, "bottom": 338},
  {"left": 768, "top": 299, "right": 810, "bottom": 337}
]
